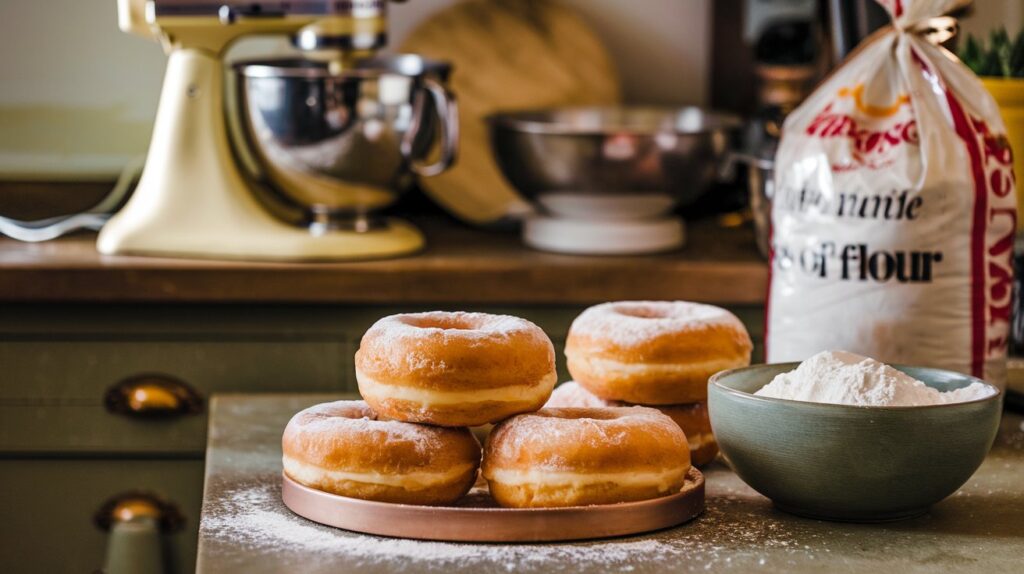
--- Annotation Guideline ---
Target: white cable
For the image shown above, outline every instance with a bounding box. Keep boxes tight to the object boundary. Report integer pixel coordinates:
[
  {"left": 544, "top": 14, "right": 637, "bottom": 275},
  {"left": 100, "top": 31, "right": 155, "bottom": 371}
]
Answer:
[{"left": 0, "top": 155, "right": 145, "bottom": 243}]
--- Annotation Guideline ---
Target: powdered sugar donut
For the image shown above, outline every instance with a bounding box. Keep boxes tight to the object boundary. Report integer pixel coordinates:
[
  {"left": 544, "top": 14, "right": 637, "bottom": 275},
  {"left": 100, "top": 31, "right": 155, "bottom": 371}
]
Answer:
[
  {"left": 565, "top": 301, "right": 752, "bottom": 404},
  {"left": 282, "top": 401, "right": 481, "bottom": 505},
  {"left": 355, "top": 311, "right": 557, "bottom": 427},
  {"left": 546, "top": 382, "right": 719, "bottom": 466},
  {"left": 482, "top": 407, "right": 691, "bottom": 508}
]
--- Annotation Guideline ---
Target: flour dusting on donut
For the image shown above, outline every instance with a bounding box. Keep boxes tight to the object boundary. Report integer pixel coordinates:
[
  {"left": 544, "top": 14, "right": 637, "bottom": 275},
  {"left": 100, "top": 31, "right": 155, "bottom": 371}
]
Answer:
[
  {"left": 570, "top": 301, "right": 749, "bottom": 351},
  {"left": 545, "top": 381, "right": 612, "bottom": 409},
  {"left": 566, "top": 301, "right": 752, "bottom": 405},
  {"left": 546, "top": 382, "right": 719, "bottom": 466},
  {"left": 356, "top": 311, "right": 557, "bottom": 427},
  {"left": 282, "top": 400, "right": 481, "bottom": 505},
  {"left": 364, "top": 312, "right": 549, "bottom": 372},
  {"left": 286, "top": 401, "right": 444, "bottom": 454},
  {"left": 482, "top": 407, "right": 691, "bottom": 508}
]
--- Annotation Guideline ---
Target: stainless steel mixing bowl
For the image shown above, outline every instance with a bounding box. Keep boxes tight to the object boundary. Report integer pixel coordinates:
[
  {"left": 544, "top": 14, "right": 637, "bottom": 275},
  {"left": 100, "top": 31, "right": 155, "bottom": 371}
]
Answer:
[
  {"left": 234, "top": 54, "right": 458, "bottom": 230},
  {"left": 488, "top": 107, "right": 741, "bottom": 216}
]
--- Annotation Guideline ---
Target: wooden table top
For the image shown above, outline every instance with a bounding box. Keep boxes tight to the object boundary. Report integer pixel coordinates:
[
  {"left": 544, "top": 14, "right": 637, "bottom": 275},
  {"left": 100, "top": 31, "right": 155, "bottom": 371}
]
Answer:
[
  {"left": 0, "top": 218, "right": 767, "bottom": 305},
  {"left": 197, "top": 394, "right": 1024, "bottom": 574}
]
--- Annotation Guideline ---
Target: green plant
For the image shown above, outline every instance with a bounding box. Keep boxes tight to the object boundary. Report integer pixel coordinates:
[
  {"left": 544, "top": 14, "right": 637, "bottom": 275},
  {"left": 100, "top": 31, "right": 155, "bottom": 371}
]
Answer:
[{"left": 959, "top": 28, "right": 1024, "bottom": 78}]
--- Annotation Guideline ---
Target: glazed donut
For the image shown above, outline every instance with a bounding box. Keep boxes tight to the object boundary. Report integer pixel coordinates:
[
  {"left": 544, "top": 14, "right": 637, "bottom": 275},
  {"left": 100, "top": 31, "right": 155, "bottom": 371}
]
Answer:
[
  {"left": 355, "top": 311, "right": 557, "bottom": 427},
  {"left": 565, "top": 301, "right": 752, "bottom": 405},
  {"left": 282, "top": 400, "right": 481, "bottom": 505},
  {"left": 481, "top": 407, "right": 691, "bottom": 508},
  {"left": 546, "top": 382, "right": 719, "bottom": 466}
]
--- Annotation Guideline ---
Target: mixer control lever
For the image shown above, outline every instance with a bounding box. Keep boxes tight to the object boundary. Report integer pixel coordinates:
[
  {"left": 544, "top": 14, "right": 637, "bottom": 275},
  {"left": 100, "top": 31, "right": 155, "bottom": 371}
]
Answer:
[{"left": 218, "top": 4, "right": 287, "bottom": 25}]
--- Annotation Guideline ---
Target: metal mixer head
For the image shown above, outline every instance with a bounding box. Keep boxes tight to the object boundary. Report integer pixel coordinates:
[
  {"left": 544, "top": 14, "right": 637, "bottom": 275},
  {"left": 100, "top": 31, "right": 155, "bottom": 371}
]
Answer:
[{"left": 134, "top": 0, "right": 395, "bottom": 54}]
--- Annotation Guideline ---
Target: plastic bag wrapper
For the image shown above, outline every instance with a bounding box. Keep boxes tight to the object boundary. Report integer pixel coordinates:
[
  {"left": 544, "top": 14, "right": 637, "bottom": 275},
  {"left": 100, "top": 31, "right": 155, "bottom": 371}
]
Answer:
[{"left": 766, "top": 0, "right": 1017, "bottom": 386}]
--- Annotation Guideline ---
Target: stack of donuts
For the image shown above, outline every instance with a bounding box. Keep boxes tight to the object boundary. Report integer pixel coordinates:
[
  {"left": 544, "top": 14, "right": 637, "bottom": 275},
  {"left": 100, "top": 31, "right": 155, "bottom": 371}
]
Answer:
[
  {"left": 548, "top": 301, "right": 753, "bottom": 466},
  {"left": 282, "top": 303, "right": 749, "bottom": 509}
]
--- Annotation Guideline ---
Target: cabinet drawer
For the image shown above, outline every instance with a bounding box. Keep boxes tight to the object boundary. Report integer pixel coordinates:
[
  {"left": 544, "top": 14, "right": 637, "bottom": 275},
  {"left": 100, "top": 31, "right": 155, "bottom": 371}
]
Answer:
[
  {"left": 0, "top": 459, "right": 203, "bottom": 574},
  {"left": 0, "top": 340, "right": 348, "bottom": 454},
  {"left": 0, "top": 304, "right": 764, "bottom": 455}
]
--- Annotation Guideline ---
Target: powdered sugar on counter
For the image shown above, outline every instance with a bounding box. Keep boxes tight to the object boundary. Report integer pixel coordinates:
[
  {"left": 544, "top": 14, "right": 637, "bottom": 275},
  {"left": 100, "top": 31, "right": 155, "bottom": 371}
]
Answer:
[
  {"left": 199, "top": 395, "right": 1024, "bottom": 573},
  {"left": 200, "top": 477, "right": 815, "bottom": 573},
  {"left": 755, "top": 351, "right": 996, "bottom": 407}
]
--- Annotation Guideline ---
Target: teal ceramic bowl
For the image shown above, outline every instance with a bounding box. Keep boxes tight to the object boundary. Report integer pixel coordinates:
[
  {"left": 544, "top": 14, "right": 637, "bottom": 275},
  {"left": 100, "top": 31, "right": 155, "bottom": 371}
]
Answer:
[{"left": 708, "top": 363, "right": 1002, "bottom": 522}]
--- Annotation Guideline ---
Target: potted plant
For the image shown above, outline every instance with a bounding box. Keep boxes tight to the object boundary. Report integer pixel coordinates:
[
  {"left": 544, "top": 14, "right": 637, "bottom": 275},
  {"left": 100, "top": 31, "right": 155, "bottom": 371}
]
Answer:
[{"left": 961, "top": 28, "right": 1024, "bottom": 226}]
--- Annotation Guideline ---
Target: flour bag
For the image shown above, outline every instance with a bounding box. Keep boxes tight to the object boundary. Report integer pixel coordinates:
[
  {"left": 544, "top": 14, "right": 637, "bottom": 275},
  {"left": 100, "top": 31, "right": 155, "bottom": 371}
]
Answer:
[{"left": 767, "top": 0, "right": 1017, "bottom": 386}]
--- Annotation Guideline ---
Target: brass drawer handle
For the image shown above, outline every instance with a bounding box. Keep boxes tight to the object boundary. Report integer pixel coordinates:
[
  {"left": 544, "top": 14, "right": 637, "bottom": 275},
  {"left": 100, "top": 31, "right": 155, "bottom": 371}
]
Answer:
[
  {"left": 94, "top": 491, "right": 185, "bottom": 533},
  {"left": 104, "top": 374, "right": 203, "bottom": 418}
]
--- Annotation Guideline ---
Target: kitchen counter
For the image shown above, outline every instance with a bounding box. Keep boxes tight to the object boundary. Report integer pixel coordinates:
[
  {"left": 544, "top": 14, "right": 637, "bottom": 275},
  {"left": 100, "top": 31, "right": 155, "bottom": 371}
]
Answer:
[
  {"left": 0, "top": 218, "right": 766, "bottom": 305},
  {"left": 198, "top": 394, "right": 1024, "bottom": 574}
]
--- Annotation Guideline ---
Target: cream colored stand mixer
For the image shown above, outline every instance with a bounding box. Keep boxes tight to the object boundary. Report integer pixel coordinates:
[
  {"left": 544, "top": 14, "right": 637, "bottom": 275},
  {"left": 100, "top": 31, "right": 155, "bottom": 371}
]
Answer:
[{"left": 102, "top": 0, "right": 455, "bottom": 260}]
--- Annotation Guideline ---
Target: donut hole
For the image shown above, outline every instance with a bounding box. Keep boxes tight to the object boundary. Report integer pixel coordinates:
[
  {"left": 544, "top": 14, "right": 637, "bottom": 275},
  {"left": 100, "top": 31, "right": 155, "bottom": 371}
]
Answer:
[
  {"left": 614, "top": 304, "right": 672, "bottom": 320},
  {"left": 405, "top": 315, "right": 479, "bottom": 331}
]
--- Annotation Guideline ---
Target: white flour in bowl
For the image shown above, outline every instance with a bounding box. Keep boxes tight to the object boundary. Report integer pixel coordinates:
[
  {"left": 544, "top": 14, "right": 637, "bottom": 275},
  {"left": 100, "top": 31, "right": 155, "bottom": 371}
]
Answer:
[{"left": 754, "top": 351, "right": 995, "bottom": 407}]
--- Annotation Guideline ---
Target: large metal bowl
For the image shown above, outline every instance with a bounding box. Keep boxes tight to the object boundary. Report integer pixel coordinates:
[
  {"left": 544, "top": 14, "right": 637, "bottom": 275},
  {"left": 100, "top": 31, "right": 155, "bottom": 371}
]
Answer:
[
  {"left": 233, "top": 55, "right": 457, "bottom": 230},
  {"left": 488, "top": 107, "right": 741, "bottom": 217}
]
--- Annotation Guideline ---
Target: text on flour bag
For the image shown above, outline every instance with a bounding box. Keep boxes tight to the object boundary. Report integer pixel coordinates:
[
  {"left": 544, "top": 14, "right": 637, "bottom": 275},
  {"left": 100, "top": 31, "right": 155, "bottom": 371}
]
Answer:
[{"left": 765, "top": 0, "right": 1017, "bottom": 387}]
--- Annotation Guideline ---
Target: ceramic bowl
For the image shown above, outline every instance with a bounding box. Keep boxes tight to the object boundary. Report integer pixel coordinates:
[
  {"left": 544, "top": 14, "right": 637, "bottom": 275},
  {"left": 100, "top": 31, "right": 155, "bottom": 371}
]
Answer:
[{"left": 708, "top": 363, "right": 1002, "bottom": 522}]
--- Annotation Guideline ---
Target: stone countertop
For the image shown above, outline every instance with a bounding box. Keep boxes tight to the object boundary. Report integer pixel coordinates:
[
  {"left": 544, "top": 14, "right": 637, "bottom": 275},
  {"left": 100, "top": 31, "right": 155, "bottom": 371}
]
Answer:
[{"left": 197, "top": 395, "right": 1024, "bottom": 574}]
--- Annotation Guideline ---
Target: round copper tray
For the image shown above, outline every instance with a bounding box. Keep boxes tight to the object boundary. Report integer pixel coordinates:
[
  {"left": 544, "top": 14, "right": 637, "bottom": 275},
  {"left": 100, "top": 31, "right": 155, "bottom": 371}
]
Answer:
[{"left": 281, "top": 467, "right": 704, "bottom": 542}]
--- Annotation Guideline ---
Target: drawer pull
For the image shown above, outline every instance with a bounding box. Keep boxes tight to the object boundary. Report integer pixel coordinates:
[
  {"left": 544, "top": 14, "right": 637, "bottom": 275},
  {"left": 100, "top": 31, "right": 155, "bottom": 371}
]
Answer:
[
  {"left": 104, "top": 374, "right": 203, "bottom": 418},
  {"left": 94, "top": 491, "right": 185, "bottom": 533}
]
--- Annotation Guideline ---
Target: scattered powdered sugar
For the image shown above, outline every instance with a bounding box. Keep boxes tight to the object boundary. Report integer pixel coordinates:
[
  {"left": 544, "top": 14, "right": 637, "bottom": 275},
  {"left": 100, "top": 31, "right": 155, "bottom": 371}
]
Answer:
[
  {"left": 203, "top": 480, "right": 678, "bottom": 571},
  {"left": 1002, "top": 421, "right": 1024, "bottom": 450},
  {"left": 755, "top": 351, "right": 996, "bottom": 407},
  {"left": 201, "top": 477, "right": 819, "bottom": 572},
  {"left": 567, "top": 301, "right": 748, "bottom": 349}
]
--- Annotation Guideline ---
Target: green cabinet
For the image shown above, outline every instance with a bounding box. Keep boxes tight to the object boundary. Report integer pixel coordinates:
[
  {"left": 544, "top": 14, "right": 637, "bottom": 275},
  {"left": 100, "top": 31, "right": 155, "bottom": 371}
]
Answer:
[
  {"left": 0, "top": 340, "right": 348, "bottom": 454},
  {"left": 0, "top": 303, "right": 764, "bottom": 573},
  {"left": 0, "top": 460, "right": 204, "bottom": 574}
]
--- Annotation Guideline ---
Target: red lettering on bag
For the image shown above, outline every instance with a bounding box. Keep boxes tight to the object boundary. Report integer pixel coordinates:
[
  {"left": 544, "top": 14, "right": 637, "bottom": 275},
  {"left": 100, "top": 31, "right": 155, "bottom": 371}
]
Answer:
[{"left": 805, "top": 103, "right": 917, "bottom": 170}]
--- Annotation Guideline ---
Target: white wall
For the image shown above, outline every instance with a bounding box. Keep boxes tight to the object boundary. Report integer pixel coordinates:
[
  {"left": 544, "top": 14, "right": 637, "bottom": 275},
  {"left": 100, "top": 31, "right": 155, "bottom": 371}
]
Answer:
[
  {"left": 0, "top": 0, "right": 167, "bottom": 121},
  {"left": 1, "top": 0, "right": 1020, "bottom": 118},
  {"left": 0, "top": 0, "right": 711, "bottom": 177},
  {"left": 558, "top": 0, "right": 710, "bottom": 106},
  {"left": 961, "top": 0, "right": 1024, "bottom": 40},
  {"left": 4, "top": 0, "right": 1014, "bottom": 178},
  {"left": 0, "top": 0, "right": 710, "bottom": 118}
]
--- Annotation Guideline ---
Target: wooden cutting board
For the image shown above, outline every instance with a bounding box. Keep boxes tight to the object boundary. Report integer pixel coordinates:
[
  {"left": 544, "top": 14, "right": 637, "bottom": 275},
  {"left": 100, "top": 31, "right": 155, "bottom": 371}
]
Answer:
[{"left": 402, "top": 0, "right": 622, "bottom": 225}]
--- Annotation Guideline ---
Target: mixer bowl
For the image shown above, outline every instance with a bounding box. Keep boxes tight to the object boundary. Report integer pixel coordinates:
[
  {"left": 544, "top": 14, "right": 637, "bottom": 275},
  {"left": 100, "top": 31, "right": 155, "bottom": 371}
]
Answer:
[
  {"left": 234, "top": 55, "right": 457, "bottom": 230},
  {"left": 488, "top": 107, "right": 741, "bottom": 219}
]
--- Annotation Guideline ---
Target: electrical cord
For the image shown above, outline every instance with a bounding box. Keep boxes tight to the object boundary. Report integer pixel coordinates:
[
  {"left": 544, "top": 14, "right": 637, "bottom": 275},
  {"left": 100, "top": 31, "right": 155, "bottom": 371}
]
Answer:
[{"left": 0, "top": 154, "right": 145, "bottom": 242}]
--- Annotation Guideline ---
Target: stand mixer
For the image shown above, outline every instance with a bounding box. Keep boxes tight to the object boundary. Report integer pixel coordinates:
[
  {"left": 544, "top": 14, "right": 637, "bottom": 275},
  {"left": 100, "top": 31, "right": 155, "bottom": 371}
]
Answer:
[{"left": 102, "top": 0, "right": 455, "bottom": 260}]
